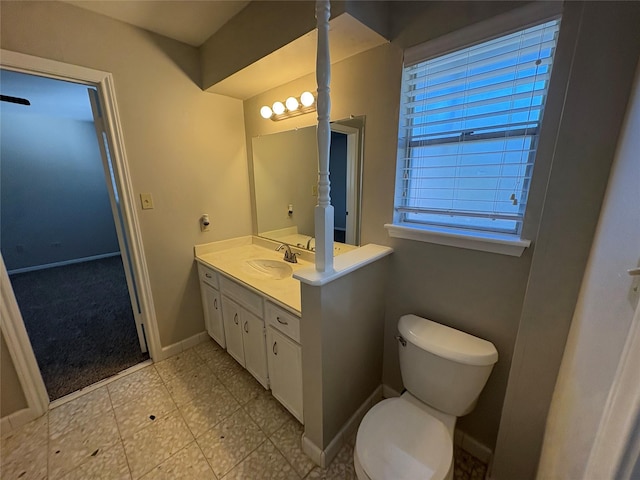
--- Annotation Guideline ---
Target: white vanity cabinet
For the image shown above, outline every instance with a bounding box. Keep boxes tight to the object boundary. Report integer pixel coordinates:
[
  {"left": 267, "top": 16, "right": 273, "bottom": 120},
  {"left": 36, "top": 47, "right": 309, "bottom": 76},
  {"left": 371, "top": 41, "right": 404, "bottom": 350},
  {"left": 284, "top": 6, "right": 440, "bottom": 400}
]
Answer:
[
  {"left": 265, "top": 302, "right": 303, "bottom": 423},
  {"left": 198, "top": 264, "right": 225, "bottom": 348},
  {"left": 220, "top": 277, "right": 269, "bottom": 388}
]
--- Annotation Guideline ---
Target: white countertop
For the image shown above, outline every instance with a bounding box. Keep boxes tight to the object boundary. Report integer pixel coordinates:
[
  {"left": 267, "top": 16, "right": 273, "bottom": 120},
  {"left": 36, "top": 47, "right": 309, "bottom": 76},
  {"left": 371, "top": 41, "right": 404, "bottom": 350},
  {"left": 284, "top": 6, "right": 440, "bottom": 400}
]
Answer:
[
  {"left": 195, "top": 236, "right": 393, "bottom": 311},
  {"left": 195, "top": 237, "right": 309, "bottom": 314}
]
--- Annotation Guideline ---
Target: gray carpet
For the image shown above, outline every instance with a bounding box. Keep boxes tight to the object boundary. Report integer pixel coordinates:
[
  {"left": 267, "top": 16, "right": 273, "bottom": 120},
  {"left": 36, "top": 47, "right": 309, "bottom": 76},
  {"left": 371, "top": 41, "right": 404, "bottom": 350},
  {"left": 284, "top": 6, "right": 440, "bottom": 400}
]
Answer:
[{"left": 9, "top": 255, "right": 149, "bottom": 400}]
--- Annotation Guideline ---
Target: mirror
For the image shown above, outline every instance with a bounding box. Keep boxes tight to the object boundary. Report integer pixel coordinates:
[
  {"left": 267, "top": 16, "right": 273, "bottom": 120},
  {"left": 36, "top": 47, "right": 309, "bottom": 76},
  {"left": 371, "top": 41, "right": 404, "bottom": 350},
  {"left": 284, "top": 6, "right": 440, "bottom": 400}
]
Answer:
[{"left": 251, "top": 116, "right": 364, "bottom": 251}]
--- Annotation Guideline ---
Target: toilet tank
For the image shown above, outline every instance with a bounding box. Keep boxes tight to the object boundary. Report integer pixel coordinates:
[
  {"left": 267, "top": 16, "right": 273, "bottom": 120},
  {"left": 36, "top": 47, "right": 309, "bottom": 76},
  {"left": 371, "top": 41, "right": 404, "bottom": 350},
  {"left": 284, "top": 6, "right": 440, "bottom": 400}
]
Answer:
[{"left": 398, "top": 315, "right": 498, "bottom": 417}]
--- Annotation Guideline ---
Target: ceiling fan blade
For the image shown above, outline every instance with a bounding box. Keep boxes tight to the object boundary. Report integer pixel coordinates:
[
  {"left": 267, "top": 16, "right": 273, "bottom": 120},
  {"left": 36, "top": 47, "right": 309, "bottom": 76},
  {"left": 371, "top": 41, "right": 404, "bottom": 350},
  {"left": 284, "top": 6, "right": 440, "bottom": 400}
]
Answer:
[{"left": 0, "top": 95, "right": 31, "bottom": 106}]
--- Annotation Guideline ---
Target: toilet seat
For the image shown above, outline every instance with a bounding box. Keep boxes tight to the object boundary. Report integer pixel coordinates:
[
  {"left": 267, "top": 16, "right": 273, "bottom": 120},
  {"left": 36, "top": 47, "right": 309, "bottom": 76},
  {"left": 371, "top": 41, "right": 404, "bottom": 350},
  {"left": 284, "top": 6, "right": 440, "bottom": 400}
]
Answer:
[{"left": 355, "top": 397, "right": 453, "bottom": 480}]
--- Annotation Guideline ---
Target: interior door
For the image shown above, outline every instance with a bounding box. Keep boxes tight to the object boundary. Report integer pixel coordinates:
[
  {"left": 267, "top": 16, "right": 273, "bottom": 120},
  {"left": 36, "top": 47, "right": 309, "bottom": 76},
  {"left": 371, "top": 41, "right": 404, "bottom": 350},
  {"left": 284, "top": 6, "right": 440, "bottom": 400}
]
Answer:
[{"left": 88, "top": 88, "right": 147, "bottom": 352}]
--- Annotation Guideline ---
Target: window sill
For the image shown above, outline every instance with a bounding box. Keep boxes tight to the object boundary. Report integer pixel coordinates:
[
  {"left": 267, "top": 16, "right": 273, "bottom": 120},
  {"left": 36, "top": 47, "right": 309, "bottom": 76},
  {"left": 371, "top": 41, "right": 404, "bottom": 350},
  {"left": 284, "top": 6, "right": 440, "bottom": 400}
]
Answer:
[{"left": 384, "top": 223, "right": 530, "bottom": 257}]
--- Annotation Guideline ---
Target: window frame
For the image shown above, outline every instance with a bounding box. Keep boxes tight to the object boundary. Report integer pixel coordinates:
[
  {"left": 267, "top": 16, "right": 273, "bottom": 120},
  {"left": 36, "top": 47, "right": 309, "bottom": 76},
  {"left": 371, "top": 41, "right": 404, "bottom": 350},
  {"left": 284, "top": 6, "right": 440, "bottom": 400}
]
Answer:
[{"left": 385, "top": 3, "right": 563, "bottom": 257}]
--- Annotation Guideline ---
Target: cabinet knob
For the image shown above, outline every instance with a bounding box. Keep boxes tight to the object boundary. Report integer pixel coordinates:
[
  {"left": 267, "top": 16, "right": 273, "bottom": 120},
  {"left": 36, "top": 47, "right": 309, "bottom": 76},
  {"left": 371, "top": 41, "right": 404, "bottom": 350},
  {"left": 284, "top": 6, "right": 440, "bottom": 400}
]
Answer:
[
  {"left": 205, "top": 273, "right": 212, "bottom": 278},
  {"left": 276, "top": 316, "right": 288, "bottom": 325},
  {"left": 273, "top": 341, "right": 278, "bottom": 355},
  {"left": 244, "top": 321, "right": 249, "bottom": 333},
  {"left": 234, "top": 313, "right": 239, "bottom": 325}
]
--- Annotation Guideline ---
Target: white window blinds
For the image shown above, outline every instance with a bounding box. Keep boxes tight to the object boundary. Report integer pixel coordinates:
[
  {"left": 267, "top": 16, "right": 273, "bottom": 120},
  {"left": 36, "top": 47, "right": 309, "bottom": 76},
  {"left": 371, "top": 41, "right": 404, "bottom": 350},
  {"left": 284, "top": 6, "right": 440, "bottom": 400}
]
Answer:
[{"left": 395, "top": 19, "right": 561, "bottom": 235}]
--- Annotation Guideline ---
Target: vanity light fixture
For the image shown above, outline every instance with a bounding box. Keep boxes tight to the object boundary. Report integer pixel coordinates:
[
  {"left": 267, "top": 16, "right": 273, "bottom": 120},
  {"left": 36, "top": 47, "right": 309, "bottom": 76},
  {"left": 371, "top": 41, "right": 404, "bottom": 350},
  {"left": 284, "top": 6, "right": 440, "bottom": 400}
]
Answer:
[{"left": 260, "top": 91, "right": 316, "bottom": 121}]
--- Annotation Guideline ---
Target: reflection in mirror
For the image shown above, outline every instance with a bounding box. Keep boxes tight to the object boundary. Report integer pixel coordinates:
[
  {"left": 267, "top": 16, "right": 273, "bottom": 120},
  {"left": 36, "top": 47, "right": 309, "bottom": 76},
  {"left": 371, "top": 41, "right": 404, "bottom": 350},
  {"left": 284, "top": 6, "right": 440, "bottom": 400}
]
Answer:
[{"left": 252, "top": 116, "right": 364, "bottom": 252}]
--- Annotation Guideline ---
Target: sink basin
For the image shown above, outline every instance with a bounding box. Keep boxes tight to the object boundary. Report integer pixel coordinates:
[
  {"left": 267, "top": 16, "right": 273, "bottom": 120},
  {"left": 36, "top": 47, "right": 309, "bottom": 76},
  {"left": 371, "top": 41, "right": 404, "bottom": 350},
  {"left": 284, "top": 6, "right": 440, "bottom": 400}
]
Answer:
[{"left": 245, "top": 259, "right": 293, "bottom": 280}]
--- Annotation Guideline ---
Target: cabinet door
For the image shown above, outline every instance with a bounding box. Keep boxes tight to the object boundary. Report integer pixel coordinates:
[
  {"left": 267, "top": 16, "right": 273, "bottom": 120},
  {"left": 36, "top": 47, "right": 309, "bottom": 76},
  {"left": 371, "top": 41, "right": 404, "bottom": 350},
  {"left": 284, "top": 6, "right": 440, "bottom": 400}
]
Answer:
[
  {"left": 266, "top": 326, "right": 303, "bottom": 423},
  {"left": 222, "top": 296, "right": 245, "bottom": 367},
  {"left": 242, "top": 311, "right": 269, "bottom": 389},
  {"left": 202, "top": 282, "right": 225, "bottom": 348}
]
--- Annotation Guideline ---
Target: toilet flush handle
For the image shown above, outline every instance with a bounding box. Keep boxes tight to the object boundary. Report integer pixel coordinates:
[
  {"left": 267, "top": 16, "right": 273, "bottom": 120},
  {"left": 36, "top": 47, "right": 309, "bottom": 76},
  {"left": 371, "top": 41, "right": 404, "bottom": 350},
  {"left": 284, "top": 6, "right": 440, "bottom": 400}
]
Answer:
[{"left": 395, "top": 335, "right": 407, "bottom": 347}]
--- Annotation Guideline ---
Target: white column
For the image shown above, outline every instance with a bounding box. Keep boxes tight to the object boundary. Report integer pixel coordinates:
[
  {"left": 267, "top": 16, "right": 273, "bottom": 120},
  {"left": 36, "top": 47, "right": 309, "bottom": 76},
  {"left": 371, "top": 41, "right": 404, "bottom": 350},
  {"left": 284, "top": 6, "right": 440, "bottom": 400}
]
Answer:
[{"left": 314, "top": 0, "right": 334, "bottom": 273}]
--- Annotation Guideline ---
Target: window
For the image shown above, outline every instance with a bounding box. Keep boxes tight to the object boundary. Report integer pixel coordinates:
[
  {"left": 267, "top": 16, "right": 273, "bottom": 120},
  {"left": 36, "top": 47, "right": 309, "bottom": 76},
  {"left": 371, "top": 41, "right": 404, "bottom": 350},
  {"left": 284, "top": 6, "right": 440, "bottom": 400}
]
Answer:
[{"left": 390, "top": 18, "right": 561, "bottom": 251}]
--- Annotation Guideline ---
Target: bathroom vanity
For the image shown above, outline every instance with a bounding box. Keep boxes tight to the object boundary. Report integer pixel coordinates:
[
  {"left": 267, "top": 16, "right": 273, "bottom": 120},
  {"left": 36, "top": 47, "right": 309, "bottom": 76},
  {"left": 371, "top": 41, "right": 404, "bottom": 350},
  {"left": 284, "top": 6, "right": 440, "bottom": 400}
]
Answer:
[{"left": 195, "top": 236, "right": 308, "bottom": 422}]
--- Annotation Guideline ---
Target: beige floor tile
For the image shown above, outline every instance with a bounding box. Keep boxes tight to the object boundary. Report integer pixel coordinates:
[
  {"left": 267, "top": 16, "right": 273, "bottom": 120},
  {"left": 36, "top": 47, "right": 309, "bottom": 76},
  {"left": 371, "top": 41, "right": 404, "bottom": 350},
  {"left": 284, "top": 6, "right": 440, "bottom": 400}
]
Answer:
[
  {"left": 108, "top": 366, "right": 164, "bottom": 408},
  {"left": 223, "top": 440, "right": 299, "bottom": 480},
  {"left": 1, "top": 436, "right": 48, "bottom": 480},
  {"left": 221, "top": 369, "right": 266, "bottom": 406},
  {"left": 192, "top": 338, "right": 223, "bottom": 364},
  {"left": 59, "top": 442, "right": 131, "bottom": 480},
  {"left": 196, "top": 408, "right": 266, "bottom": 477},
  {"left": 114, "top": 384, "right": 177, "bottom": 439},
  {"left": 244, "top": 390, "right": 292, "bottom": 436},
  {"left": 49, "top": 387, "right": 112, "bottom": 439},
  {"left": 204, "top": 350, "right": 244, "bottom": 381},
  {"left": 179, "top": 383, "right": 240, "bottom": 438},
  {"left": 305, "top": 443, "right": 356, "bottom": 480},
  {"left": 49, "top": 409, "right": 121, "bottom": 480},
  {"left": 154, "top": 349, "right": 202, "bottom": 384},
  {"left": 1, "top": 413, "right": 48, "bottom": 459},
  {"left": 122, "top": 410, "right": 194, "bottom": 479},
  {"left": 139, "top": 441, "right": 216, "bottom": 480},
  {"left": 164, "top": 363, "right": 220, "bottom": 406},
  {"left": 271, "top": 416, "right": 315, "bottom": 478}
]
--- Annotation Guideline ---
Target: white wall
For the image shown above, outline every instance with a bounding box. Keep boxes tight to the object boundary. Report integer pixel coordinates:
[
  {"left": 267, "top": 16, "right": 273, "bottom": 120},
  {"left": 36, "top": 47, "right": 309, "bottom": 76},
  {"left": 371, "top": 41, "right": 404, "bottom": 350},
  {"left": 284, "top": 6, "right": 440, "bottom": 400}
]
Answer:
[
  {"left": 1, "top": 111, "right": 119, "bottom": 271},
  {"left": 536, "top": 61, "right": 640, "bottom": 480}
]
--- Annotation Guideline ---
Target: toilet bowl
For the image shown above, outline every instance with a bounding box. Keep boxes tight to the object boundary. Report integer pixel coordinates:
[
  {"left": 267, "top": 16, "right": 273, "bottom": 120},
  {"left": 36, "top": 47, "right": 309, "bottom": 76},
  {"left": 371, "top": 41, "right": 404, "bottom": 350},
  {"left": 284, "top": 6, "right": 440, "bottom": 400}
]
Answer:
[
  {"left": 354, "top": 315, "right": 498, "bottom": 480},
  {"left": 354, "top": 393, "right": 454, "bottom": 480}
]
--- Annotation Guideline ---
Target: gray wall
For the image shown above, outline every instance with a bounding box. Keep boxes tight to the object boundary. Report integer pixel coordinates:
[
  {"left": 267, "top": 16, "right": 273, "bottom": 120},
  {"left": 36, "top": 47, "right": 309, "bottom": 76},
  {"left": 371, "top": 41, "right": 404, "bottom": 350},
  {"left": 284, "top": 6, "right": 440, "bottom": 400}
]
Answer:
[
  {"left": 1, "top": 111, "right": 119, "bottom": 271},
  {"left": 301, "top": 258, "right": 389, "bottom": 448},
  {"left": 243, "top": 0, "right": 640, "bottom": 455},
  {"left": 537, "top": 58, "right": 640, "bottom": 480},
  {"left": 492, "top": 3, "right": 640, "bottom": 478}
]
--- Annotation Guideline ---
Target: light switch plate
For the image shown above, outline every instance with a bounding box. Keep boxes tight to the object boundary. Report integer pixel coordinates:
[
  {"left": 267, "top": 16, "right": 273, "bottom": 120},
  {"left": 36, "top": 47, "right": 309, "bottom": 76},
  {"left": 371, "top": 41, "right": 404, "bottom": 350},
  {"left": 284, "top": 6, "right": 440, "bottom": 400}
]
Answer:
[{"left": 140, "top": 193, "right": 154, "bottom": 210}]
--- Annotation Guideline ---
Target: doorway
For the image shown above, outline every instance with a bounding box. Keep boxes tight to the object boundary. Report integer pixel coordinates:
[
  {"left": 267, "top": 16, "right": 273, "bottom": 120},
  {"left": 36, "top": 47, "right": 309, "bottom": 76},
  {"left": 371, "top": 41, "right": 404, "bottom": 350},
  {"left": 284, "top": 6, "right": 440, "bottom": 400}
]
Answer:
[
  {"left": 330, "top": 120, "right": 361, "bottom": 246},
  {"left": 0, "top": 68, "right": 148, "bottom": 400}
]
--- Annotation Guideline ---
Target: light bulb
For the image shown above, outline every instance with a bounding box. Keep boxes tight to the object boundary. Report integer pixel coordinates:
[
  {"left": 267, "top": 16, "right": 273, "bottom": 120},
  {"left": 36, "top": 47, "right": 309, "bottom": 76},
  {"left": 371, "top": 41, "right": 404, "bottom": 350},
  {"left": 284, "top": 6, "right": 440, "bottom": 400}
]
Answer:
[
  {"left": 260, "top": 105, "right": 273, "bottom": 119},
  {"left": 272, "top": 101, "right": 285, "bottom": 115},
  {"left": 285, "top": 96, "right": 299, "bottom": 111},
  {"left": 300, "top": 91, "right": 315, "bottom": 107}
]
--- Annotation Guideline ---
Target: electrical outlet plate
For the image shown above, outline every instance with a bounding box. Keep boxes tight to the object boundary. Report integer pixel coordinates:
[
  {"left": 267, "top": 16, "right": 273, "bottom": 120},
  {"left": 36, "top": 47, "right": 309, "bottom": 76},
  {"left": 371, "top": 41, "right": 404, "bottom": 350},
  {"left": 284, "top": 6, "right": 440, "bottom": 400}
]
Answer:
[{"left": 140, "top": 193, "right": 154, "bottom": 210}]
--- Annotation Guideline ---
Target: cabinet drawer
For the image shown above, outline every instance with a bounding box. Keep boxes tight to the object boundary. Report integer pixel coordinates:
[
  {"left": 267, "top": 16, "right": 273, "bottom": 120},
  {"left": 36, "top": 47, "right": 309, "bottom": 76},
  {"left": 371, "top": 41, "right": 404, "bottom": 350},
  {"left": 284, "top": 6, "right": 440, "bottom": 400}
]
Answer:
[
  {"left": 220, "top": 276, "right": 264, "bottom": 318},
  {"left": 265, "top": 302, "right": 300, "bottom": 343},
  {"left": 198, "top": 263, "right": 218, "bottom": 288}
]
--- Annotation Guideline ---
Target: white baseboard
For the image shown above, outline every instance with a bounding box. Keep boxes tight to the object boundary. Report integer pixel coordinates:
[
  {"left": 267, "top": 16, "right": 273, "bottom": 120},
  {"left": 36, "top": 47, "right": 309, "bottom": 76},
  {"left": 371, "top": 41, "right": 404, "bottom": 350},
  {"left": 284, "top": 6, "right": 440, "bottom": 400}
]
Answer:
[
  {"left": 156, "top": 331, "right": 209, "bottom": 362},
  {"left": 7, "top": 252, "right": 121, "bottom": 275},
  {"left": 0, "top": 407, "right": 41, "bottom": 437},
  {"left": 302, "top": 385, "right": 383, "bottom": 468}
]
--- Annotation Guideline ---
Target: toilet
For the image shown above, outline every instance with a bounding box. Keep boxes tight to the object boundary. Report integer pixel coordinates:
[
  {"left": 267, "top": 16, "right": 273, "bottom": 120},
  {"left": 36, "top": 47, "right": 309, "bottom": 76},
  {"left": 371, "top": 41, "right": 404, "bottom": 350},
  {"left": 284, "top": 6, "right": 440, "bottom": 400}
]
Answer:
[{"left": 354, "top": 314, "right": 498, "bottom": 480}]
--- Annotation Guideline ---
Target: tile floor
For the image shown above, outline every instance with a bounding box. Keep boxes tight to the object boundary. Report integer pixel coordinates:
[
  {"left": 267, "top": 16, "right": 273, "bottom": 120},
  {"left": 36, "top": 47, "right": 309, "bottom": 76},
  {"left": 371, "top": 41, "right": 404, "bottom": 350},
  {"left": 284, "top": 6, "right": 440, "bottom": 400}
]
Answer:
[{"left": 1, "top": 338, "right": 487, "bottom": 479}]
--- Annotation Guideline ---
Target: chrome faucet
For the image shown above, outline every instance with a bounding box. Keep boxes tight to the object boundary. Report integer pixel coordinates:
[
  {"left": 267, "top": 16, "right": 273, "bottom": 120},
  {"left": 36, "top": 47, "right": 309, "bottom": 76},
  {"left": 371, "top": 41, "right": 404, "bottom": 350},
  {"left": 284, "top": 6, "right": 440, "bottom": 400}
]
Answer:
[
  {"left": 276, "top": 243, "right": 298, "bottom": 263},
  {"left": 306, "top": 237, "right": 315, "bottom": 251}
]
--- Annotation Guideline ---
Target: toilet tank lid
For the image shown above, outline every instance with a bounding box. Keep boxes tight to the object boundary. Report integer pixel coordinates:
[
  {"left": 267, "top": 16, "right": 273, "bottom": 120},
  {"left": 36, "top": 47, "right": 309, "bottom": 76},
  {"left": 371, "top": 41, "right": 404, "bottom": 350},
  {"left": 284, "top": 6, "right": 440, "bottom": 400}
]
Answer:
[{"left": 399, "top": 315, "right": 498, "bottom": 366}]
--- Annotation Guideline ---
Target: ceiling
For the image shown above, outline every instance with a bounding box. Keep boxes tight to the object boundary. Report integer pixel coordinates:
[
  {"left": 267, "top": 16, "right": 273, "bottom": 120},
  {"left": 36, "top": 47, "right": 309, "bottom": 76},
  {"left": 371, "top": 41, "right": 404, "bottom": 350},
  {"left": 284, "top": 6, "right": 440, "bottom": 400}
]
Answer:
[
  {"left": 39, "top": 1, "right": 388, "bottom": 100},
  {"left": 208, "top": 13, "right": 388, "bottom": 99},
  {"left": 63, "top": 0, "right": 250, "bottom": 47}
]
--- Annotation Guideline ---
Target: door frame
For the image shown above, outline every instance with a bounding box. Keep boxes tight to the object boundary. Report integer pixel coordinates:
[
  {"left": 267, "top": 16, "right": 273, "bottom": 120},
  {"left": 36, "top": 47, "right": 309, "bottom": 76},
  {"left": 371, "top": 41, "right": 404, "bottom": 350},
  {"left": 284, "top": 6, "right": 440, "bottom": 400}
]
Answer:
[
  {"left": 584, "top": 293, "right": 640, "bottom": 478},
  {"left": 0, "top": 49, "right": 162, "bottom": 421}
]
